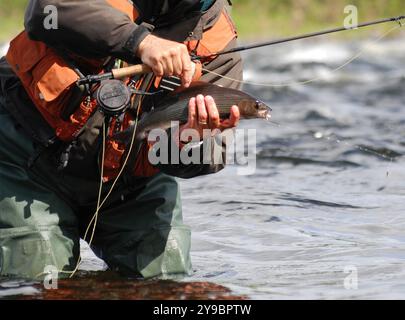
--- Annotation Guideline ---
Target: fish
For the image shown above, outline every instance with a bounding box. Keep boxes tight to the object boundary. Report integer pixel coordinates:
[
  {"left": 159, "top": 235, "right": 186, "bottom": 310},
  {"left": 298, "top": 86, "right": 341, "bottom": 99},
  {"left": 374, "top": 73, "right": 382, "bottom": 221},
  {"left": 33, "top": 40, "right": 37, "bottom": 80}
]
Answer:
[{"left": 113, "top": 81, "right": 271, "bottom": 144}]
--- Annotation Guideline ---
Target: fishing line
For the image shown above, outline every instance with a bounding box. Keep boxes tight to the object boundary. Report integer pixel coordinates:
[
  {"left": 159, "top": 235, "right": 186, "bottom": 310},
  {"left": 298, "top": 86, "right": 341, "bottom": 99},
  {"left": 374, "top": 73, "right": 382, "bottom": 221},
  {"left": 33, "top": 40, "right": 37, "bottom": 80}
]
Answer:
[
  {"left": 67, "top": 120, "right": 107, "bottom": 277},
  {"left": 34, "top": 120, "right": 108, "bottom": 279},
  {"left": 33, "top": 120, "right": 109, "bottom": 279},
  {"left": 202, "top": 24, "right": 403, "bottom": 88},
  {"left": 68, "top": 100, "right": 142, "bottom": 278},
  {"left": 216, "top": 23, "right": 403, "bottom": 176}
]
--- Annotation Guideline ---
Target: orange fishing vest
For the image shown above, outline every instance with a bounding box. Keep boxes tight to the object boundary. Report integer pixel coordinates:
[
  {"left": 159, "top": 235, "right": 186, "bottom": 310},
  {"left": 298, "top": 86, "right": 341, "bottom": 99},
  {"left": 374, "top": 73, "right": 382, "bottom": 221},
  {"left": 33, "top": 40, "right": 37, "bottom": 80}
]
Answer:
[
  {"left": 6, "top": 0, "right": 139, "bottom": 142},
  {"left": 5, "top": 0, "right": 237, "bottom": 179}
]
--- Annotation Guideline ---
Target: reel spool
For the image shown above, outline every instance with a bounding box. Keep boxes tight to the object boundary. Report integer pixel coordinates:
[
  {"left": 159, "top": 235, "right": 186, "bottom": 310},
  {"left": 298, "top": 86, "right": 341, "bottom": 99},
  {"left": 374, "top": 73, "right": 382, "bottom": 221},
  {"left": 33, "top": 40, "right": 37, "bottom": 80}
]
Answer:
[{"left": 96, "top": 80, "right": 132, "bottom": 116}]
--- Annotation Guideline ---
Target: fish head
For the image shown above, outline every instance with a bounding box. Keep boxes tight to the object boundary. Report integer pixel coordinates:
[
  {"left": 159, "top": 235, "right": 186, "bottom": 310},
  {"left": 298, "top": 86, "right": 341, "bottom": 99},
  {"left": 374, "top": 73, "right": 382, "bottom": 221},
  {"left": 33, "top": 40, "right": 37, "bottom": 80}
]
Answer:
[{"left": 238, "top": 98, "right": 272, "bottom": 120}]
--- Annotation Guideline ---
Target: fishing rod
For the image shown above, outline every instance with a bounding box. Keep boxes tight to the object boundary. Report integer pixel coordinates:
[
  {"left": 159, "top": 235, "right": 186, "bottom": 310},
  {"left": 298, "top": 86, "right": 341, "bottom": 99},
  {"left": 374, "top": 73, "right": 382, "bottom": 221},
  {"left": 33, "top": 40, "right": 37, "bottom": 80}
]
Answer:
[
  {"left": 193, "top": 15, "right": 405, "bottom": 60},
  {"left": 77, "top": 15, "right": 404, "bottom": 85}
]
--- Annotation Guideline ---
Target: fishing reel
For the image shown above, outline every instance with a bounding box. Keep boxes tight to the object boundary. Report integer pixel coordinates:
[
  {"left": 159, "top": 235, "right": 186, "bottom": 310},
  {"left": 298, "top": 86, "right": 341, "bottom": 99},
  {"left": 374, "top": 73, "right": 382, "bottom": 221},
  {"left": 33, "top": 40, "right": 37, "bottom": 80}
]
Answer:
[
  {"left": 94, "top": 79, "right": 165, "bottom": 117},
  {"left": 96, "top": 80, "right": 132, "bottom": 116}
]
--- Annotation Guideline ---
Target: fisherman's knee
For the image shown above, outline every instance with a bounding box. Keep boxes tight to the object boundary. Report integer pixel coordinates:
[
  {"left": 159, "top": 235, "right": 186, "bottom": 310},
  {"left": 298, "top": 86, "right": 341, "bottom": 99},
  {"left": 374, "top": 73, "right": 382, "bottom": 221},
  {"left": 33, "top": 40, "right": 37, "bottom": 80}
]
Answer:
[
  {"left": 138, "top": 225, "right": 192, "bottom": 278},
  {"left": 95, "top": 175, "right": 190, "bottom": 278},
  {"left": 100, "top": 224, "right": 192, "bottom": 279},
  {"left": 0, "top": 228, "right": 79, "bottom": 280},
  {"left": 141, "top": 173, "right": 184, "bottom": 222}
]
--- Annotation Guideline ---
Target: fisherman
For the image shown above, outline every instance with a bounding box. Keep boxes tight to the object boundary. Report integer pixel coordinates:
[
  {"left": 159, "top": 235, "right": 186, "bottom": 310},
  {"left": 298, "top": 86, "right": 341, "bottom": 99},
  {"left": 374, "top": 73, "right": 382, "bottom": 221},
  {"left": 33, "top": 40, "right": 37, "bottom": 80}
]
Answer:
[{"left": 0, "top": 0, "right": 243, "bottom": 279}]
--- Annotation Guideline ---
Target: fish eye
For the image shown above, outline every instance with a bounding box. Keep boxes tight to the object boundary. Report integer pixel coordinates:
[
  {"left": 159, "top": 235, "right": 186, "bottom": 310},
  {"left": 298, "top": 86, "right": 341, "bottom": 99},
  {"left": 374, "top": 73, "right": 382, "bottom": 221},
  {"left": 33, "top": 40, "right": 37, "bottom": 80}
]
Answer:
[{"left": 255, "top": 101, "right": 261, "bottom": 109}]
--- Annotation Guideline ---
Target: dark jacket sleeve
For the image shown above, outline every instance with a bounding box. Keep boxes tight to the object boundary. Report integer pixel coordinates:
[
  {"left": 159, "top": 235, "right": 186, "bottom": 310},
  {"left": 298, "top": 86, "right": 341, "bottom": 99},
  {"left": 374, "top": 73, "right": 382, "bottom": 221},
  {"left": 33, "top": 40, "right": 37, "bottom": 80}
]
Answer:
[{"left": 24, "top": 0, "right": 152, "bottom": 62}]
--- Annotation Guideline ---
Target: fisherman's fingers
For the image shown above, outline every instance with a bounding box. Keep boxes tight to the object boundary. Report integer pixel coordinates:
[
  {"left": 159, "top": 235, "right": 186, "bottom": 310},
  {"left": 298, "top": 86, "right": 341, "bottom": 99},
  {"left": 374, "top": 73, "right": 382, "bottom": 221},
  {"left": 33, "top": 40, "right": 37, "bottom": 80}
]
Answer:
[
  {"left": 204, "top": 96, "right": 221, "bottom": 129},
  {"left": 169, "top": 48, "right": 183, "bottom": 77},
  {"left": 220, "top": 106, "right": 240, "bottom": 129},
  {"left": 230, "top": 105, "right": 241, "bottom": 126},
  {"left": 137, "top": 34, "right": 192, "bottom": 83},
  {"left": 181, "top": 49, "right": 193, "bottom": 88},
  {"left": 161, "top": 54, "right": 174, "bottom": 77},
  {"left": 196, "top": 95, "right": 208, "bottom": 128},
  {"left": 152, "top": 62, "right": 165, "bottom": 77},
  {"left": 187, "top": 97, "right": 197, "bottom": 128}
]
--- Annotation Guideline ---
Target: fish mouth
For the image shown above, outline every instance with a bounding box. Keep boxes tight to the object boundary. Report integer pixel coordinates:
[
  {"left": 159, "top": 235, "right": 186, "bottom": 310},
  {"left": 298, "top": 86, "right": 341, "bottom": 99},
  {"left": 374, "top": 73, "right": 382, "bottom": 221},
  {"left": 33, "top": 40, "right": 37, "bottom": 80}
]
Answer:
[
  {"left": 258, "top": 109, "right": 271, "bottom": 120},
  {"left": 257, "top": 101, "right": 272, "bottom": 120}
]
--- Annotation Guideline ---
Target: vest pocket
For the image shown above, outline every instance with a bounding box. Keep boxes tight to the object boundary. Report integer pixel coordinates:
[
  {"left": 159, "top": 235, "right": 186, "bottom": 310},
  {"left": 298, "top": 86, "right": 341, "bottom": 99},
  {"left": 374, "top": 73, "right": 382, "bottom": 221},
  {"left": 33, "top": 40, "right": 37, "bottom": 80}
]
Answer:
[
  {"left": 6, "top": 32, "right": 80, "bottom": 122},
  {"left": 34, "top": 59, "right": 79, "bottom": 115}
]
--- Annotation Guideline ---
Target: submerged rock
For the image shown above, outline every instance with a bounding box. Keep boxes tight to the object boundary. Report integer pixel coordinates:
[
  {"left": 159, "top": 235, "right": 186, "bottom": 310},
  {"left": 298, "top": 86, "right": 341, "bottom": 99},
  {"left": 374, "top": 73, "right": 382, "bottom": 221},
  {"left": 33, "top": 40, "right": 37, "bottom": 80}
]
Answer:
[{"left": 8, "top": 272, "right": 246, "bottom": 300}]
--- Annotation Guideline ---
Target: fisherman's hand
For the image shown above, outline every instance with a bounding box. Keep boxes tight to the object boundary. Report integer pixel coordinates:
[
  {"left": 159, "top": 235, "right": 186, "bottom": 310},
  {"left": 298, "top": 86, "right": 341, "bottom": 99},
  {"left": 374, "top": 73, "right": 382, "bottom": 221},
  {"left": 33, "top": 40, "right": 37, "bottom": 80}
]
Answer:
[
  {"left": 179, "top": 95, "right": 240, "bottom": 142},
  {"left": 137, "top": 34, "right": 194, "bottom": 88}
]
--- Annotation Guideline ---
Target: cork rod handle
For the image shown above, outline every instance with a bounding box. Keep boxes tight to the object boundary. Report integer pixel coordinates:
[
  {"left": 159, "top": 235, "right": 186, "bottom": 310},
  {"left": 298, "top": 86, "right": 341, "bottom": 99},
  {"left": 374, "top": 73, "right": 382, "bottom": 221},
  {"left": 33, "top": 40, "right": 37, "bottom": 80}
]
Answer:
[{"left": 111, "top": 64, "right": 152, "bottom": 79}]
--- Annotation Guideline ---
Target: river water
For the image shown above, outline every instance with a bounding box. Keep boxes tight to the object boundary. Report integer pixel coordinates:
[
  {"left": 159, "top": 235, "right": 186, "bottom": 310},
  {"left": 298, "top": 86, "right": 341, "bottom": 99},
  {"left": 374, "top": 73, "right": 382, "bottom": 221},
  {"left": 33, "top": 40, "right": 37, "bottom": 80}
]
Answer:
[{"left": 1, "top": 34, "right": 405, "bottom": 299}]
